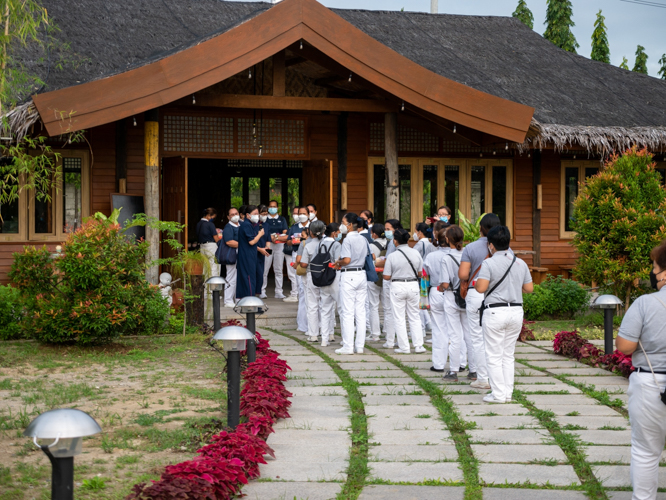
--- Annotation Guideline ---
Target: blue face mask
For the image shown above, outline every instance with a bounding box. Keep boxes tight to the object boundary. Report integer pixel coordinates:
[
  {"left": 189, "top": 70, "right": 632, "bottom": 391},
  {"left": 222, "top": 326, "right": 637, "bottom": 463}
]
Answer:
[
  {"left": 268, "top": 207, "right": 278, "bottom": 215},
  {"left": 385, "top": 230, "right": 393, "bottom": 240},
  {"left": 440, "top": 216, "right": 449, "bottom": 223},
  {"left": 335, "top": 233, "right": 342, "bottom": 242}
]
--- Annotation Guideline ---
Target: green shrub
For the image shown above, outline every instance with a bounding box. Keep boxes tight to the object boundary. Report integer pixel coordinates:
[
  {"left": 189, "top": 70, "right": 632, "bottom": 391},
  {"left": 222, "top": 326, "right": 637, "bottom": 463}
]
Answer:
[
  {"left": 0, "top": 285, "right": 22, "bottom": 340},
  {"left": 523, "top": 276, "right": 590, "bottom": 320},
  {"left": 9, "top": 216, "right": 169, "bottom": 344}
]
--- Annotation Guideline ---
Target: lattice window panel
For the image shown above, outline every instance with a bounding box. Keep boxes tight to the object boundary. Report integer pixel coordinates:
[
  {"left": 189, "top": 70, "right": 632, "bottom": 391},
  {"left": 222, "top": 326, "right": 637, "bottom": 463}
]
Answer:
[
  {"left": 370, "top": 122, "right": 384, "bottom": 151},
  {"left": 227, "top": 159, "right": 303, "bottom": 169},
  {"left": 238, "top": 118, "right": 306, "bottom": 156},
  {"left": 441, "top": 140, "right": 493, "bottom": 154},
  {"left": 63, "top": 157, "right": 82, "bottom": 172},
  {"left": 369, "top": 122, "right": 439, "bottom": 153},
  {"left": 163, "top": 115, "right": 233, "bottom": 153}
]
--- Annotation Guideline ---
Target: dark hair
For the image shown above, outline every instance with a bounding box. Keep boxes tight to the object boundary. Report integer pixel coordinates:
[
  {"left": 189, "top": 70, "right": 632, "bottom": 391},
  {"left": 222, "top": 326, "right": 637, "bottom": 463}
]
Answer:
[
  {"left": 227, "top": 207, "right": 238, "bottom": 216},
  {"left": 307, "top": 203, "right": 317, "bottom": 212},
  {"left": 361, "top": 210, "right": 374, "bottom": 223},
  {"left": 310, "top": 220, "right": 326, "bottom": 239},
  {"left": 415, "top": 222, "right": 429, "bottom": 235},
  {"left": 371, "top": 223, "right": 385, "bottom": 238},
  {"left": 343, "top": 212, "right": 365, "bottom": 230},
  {"left": 487, "top": 225, "right": 511, "bottom": 251},
  {"left": 438, "top": 205, "right": 452, "bottom": 215},
  {"left": 258, "top": 204, "right": 268, "bottom": 214},
  {"left": 239, "top": 205, "right": 247, "bottom": 216},
  {"left": 480, "top": 213, "right": 501, "bottom": 236},
  {"left": 325, "top": 222, "right": 340, "bottom": 237},
  {"left": 203, "top": 207, "right": 217, "bottom": 217},
  {"left": 652, "top": 240, "right": 666, "bottom": 270},
  {"left": 385, "top": 219, "right": 402, "bottom": 231},
  {"left": 393, "top": 228, "right": 411, "bottom": 245},
  {"left": 292, "top": 206, "right": 300, "bottom": 212},
  {"left": 245, "top": 205, "right": 258, "bottom": 215},
  {"left": 445, "top": 225, "right": 464, "bottom": 251},
  {"left": 269, "top": 200, "right": 279, "bottom": 206}
]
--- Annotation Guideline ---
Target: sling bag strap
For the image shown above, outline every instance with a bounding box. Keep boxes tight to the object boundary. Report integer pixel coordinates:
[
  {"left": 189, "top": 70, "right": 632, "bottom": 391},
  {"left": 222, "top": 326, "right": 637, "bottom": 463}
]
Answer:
[
  {"left": 396, "top": 248, "right": 420, "bottom": 280},
  {"left": 470, "top": 253, "right": 490, "bottom": 285},
  {"left": 447, "top": 254, "right": 461, "bottom": 286},
  {"left": 484, "top": 254, "right": 517, "bottom": 302},
  {"left": 639, "top": 296, "right": 666, "bottom": 386},
  {"left": 371, "top": 240, "right": 386, "bottom": 252}
]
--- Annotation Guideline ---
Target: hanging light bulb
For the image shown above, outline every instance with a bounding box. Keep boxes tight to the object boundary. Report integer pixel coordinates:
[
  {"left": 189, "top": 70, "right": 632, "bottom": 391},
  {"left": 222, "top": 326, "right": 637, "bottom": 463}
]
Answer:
[
  {"left": 133, "top": 117, "right": 137, "bottom": 127},
  {"left": 505, "top": 142, "right": 509, "bottom": 151},
  {"left": 258, "top": 145, "right": 263, "bottom": 157},
  {"left": 480, "top": 153, "right": 483, "bottom": 158},
  {"left": 573, "top": 154, "right": 577, "bottom": 159},
  {"left": 401, "top": 101, "right": 405, "bottom": 112},
  {"left": 453, "top": 125, "right": 457, "bottom": 134},
  {"left": 248, "top": 68, "right": 252, "bottom": 79},
  {"left": 348, "top": 72, "right": 352, "bottom": 82},
  {"left": 252, "top": 122, "right": 257, "bottom": 136},
  {"left": 300, "top": 40, "right": 303, "bottom": 50},
  {"left": 192, "top": 95, "right": 196, "bottom": 105},
  {"left": 493, "top": 149, "right": 497, "bottom": 156},
  {"left": 528, "top": 153, "right": 531, "bottom": 158}
]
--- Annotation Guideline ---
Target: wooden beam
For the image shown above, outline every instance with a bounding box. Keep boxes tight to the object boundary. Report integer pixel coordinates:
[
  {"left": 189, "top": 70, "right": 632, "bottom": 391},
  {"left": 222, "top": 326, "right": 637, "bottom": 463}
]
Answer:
[
  {"left": 115, "top": 119, "right": 127, "bottom": 192},
  {"left": 337, "top": 112, "right": 348, "bottom": 218},
  {"left": 285, "top": 56, "right": 306, "bottom": 68},
  {"left": 272, "top": 51, "right": 286, "bottom": 97},
  {"left": 194, "top": 94, "right": 398, "bottom": 113},
  {"left": 144, "top": 109, "right": 160, "bottom": 285},
  {"left": 385, "top": 112, "right": 399, "bottom": 220},
  {"left": 532, "top": 150, "right": 542, "bottom": 267}
]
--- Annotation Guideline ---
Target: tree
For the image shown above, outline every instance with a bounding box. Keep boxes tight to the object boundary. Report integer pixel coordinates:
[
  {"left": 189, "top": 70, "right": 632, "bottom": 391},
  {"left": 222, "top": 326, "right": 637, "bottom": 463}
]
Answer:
[
  {"left": 590, "top": 10, "right": 610, "bottom": 64},
  {"left": 544, "top": 0, "right": 579, "bottom": 53},
  {"left": 658, "top": 53, "right": 666, "bottom": 80},
  {"left": 512, "top": 0, "right": 534, "bottom": 30},
  {"left": 633, "top": 45, "right": 648, "bottom": 74},
  {"left": 619, "top": 56, "right": 629, "bottom": 70},
  {"left": 572, "top": 147, "right": 666, "bottom": 311}
]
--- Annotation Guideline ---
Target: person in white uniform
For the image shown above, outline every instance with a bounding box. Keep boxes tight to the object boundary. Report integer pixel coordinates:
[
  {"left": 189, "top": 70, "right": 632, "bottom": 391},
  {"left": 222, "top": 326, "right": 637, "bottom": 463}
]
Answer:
[
  {"left": 438, "top": 225, "right": 475, "bottom": 382},
  {"left": 377, "top": 219, "right": 401, "bottom": 348},
  {"left": 616, "top": 240, "right": 666, "bottom": 500},
  {"left": 459, "top": 214, "right": 501, "bottom": 389},
  {"left": 260, "top": 200, "right": 289, "bottom": 299},
  {"left": 283, "top": 206, "right": 302, "bottom": 302},
  {"left": 300, "top": 221, "right": 326, "bottom": 343},
  {"left": 423, "top": 225, "right": 451, "bottom": 372},
  {"left": 222, "top": 207, "right": 240, "bottom": 307},
  {"left": 335, "top": 213, "right": 370, "bottom": 355},
  {"left": 367, "top": 223, "right": 387, "bottom": 342},
  {"left": 293, "top": 207, "right": 310, "bottom": 332},
  {"left": 196, "top": 208, "right": 221, "bottom": 323},
  {"left": 413, "top": 222, "right": 435, "bottom": 337},
  {"left": 382, "top": 229, "right": 426, "bottom": 354},
  {"left": 475, "top": 225, "right": 533, "bottom": 403}
]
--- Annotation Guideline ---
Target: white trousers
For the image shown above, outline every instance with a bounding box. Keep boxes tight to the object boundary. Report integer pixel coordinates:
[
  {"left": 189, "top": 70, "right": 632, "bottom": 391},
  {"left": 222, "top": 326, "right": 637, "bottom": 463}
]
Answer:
[
  {"left": 261, "top": 243, "right": 285, "bottom": 297},
  {"left": 200, "top": 242, "right": 220, "bottom": 323},
  {"left": 367, "top": 283, "right": 382, "bottom": 337},
  {"left": 306, "top": 273, "right": 321, "bottom": 337},
  {"left": 320, "top": 274, "right": 339, "bottom": 341},
  {"left": 482, "top": 306, "right": 523, "bottom": 401},
  {"left": 340, "top": 270, "right": 367, "bottom": 351},
  {"left": 383, "top": 281, "right": 394, "bottom": 339},
  {"left": 443, "top": 292, "right": 475, "bottom": 372},
  {"left": 390, "top": 281, "right": 423, "bottom": 351},
  {"left": 224, "top": 264, "right": 237, "bottom": 305},
  {"left": 420, "top": 309, "right": 431, "bottom": 330},
  {"left": 628, "top": 371, "right": 666, "bottom": 500},
  {"left": 295, "top": 256, "right": 308, "bottom": 332},
  {"left": 466, "top": 288, "right": 488, "bottom": 381},
  {"left": 429, "top": 288, "right": 449, "bottom": 370},
  {"left": 285, "top": 251, "right": 298, "bottom": 297}
]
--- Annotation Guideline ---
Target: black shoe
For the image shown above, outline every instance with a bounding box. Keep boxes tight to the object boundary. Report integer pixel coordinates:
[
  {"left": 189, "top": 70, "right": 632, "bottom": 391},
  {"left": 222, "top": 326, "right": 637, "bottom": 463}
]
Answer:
[
  {"left": 467, "top": 371, "right": 478, "bottom": 381},
  {"left": 459, "top": 365, "right": 467, "bottom": 373},
  {"left": 430, "top": 366, "right": 444, "bottom": 373},
  {"left": 443, "top": 371, "right": 459, "bottom": 382}
]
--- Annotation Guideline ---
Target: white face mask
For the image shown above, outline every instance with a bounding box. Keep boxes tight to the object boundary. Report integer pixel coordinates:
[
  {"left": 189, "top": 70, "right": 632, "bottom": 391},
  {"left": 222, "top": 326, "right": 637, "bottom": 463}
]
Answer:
[
  {"left": 298, "top": 214, "right": 308, "bottom": 224},
  {"left": 250, "top": 215, "right": 260, "bottom": 224},
  {"left": 230, "top": 215, "right": 240, "bottom": 223},
  {"left": 308, "top": 212, "right": 316, "bottom": 220},
  {"left": 340, "top": 224, "right": 348, "bottom": 235},
  {"left": 293, "top": 214, "right": 300, "bottom": 223},
  {"left": 413, "top": 232, "right": 419, "bottom": 241},
  {"left": 260, "top": 215, "right": 268, "bottom": 223}
]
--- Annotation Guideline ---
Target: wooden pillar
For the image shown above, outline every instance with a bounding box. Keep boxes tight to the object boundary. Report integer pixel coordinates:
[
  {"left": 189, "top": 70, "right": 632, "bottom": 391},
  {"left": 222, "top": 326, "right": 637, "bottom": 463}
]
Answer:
[
  {"left": 337, "top": 112, "right": 348, "bottom": 220},
  {"left": 385, "top": 112, "right": 399, "bottom": 220},
  {"left": 144, "top": 109, "right": 160, "bottom": 285},
  {"left": 532, "top": 150, "right": 542, "bottom": 267},
  {"left": 115, "top": 119, "right": 127, "bottom": 193},
  {"left": 272, "top": 50, "right": 285, "bottom": 97}
]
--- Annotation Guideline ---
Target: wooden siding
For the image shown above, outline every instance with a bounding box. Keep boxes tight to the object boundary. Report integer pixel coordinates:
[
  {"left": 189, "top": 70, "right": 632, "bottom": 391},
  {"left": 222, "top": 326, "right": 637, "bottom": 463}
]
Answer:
[
  {"left": 512, "top": 157, "right": 534, "bottom": 266},
  {"left": 91, "top": 122, "right": 117, "bottom": 215}
]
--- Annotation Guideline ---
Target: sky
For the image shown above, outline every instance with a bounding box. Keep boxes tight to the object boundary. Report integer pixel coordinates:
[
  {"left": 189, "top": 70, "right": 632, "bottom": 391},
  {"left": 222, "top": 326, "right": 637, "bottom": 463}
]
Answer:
[{"left": 261, "top": 0, "right": 666, "bottom": 78}]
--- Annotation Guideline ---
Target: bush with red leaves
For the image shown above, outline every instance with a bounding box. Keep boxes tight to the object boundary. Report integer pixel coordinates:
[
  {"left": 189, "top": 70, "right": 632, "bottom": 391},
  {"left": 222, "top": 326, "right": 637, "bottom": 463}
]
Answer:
[
  {"left": 198, "top": 429, "right": 275, "bottom": 480},
  {"left": 553, "top": 330, "right": 635, "bottom": 378}
]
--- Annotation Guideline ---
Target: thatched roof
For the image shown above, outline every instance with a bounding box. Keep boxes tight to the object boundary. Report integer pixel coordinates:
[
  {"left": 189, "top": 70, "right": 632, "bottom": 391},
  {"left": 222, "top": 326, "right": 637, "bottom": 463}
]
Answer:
[{"left": 10, "top": 0, "right": 666, "bottom": 153}]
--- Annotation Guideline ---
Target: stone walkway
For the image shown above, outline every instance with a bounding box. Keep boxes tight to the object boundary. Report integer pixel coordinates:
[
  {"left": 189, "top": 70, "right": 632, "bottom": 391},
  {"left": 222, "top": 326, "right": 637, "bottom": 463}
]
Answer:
[{"left": 241, "top": 330, "right": 662, "bottom": 500}]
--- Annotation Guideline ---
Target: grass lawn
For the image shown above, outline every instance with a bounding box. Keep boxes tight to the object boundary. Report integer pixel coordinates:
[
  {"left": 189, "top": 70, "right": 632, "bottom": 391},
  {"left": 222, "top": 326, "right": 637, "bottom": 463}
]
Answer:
[
  {"left": 0, "top": 334, "right": 227, "bottom": 500},
  {"left": 530, "top": 312, "right": 622, "bottom": 341}
]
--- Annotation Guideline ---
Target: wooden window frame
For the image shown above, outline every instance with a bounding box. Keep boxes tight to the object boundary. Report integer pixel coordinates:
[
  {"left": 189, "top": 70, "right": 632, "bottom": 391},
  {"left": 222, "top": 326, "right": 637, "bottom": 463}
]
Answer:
[
  {"left": 368, "top": 156, "right": 513, "bottom": 236},
  {"left": 559, "top": 160, "right": 600, "bottom": 240}
]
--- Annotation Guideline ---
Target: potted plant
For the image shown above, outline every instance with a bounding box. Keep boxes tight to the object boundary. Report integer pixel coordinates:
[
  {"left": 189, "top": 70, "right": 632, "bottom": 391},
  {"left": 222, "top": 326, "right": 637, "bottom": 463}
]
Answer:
[{"left": 181, "top": 250, "right": 212, "bottom": 278}]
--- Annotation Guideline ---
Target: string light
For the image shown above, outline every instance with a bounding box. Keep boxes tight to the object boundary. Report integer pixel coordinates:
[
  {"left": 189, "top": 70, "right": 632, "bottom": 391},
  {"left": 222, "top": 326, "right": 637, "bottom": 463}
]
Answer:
[
  {"left": 453, "top": 125, "right": 457, "bottom": 134},
  {"left": 493, "top": 149, "right": 497, "bottom": 155},
  {"left": 348, "top": 72, "right": 352, "bottom": 82},
  {"left": 248, "top": 68, "right": 252, "bottom": 79},
  {"left": 133, "top": 117, "right": 137, "bottom": 127},
  {"left": 192, "top": 95, "right": 196, "bottom": 105},
  {"left": 480, "top": 153, "right": 483, "bottom": 157},
  {"left": 401, "top": 101, "right": 405, "bottom": 111},
  {"left": 573, "top": 155, "right": 577, "bottom": 159},
  {"left": 258, "top": 145, "right": 263, "bottom": 157},
  {"left": 300, "top": 40, "right": 303, "bottom": 50},
  {"left": 528, "top": 153, "right": 531, "bottom": 158},
  {"left": 505, "top": 142, "right": 509, "bottom": 150}
]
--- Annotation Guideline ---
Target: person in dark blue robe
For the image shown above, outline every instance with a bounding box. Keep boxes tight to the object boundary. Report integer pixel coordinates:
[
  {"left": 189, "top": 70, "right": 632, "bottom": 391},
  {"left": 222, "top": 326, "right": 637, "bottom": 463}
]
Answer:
[
  {"left": 236, "top": 206, "right": 265, "bottom": 299},
  {"left": 255, "top": 205, "right": 270, "bottom": 295}
]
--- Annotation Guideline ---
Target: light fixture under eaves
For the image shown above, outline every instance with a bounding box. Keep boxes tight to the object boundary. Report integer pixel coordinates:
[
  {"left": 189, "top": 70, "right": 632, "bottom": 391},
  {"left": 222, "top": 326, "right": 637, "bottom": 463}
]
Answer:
[
  {"left": 401, "top": 101, "right": 405, "bottom": 111},
  {"left": 505, "top": 142, "right": 509, "bottom": 150},
  {"left": 192, "top": 95, "right": 196, "bottom": 105},
  {"left": 133, "top": 117, "right": 137, "bottom": 127},
  {"left": 348, "top": 72, "right": 352, "bottom": 82},
  {"left": 300, "top": 40, "right": 303, "bottom": 50},
  {"left": 453, "top": 125, "right": 457, "bottom": 134},
  {"left": 248, "top": 68, "right": 252, "bottom": 79}
]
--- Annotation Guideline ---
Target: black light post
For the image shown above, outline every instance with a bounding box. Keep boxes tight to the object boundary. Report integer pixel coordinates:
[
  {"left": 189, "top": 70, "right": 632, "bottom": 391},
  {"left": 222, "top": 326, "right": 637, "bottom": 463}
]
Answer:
[
  {"left": 592, "top": 294, "right": 623, "bottom": 354},
  {"left": 24, "top": 409, "right": 102, "bottom": 500},
  {"left": 212, "top": 326, "right": 254, "bottom": 429},
  {"left": 206, "top": 277, "right": 227, "bottom": 331},
  {"left": 235, "top": 296, "right": 267, "bottom": 364}
]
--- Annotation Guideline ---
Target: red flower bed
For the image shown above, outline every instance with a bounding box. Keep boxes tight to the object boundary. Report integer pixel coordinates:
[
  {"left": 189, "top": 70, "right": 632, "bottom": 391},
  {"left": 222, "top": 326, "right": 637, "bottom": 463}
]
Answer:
[
  {"left": 127, "top": 327, "right": 291, "bottom": 500},
  {"left": 553, "top": 330, "right": 634, "bottom": 378}
]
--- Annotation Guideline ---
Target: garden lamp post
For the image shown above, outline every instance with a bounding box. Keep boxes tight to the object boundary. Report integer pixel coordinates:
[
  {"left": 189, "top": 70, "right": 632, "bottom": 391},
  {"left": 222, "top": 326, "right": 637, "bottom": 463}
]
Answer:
[
  {"left": 205, "top": 276, "right": 227, "bottom": 331},
  {"left": 234, "top": 296, "right": 267, "bottom": 363},
  {"left": 23, "top": 408, "right": 102, "bottom": 500},
  {"left": 213, "top": 325, "right": 254, "bottom": 429},
  {"left": 592, "top": 294, "right": 623, "bottom": 355}
]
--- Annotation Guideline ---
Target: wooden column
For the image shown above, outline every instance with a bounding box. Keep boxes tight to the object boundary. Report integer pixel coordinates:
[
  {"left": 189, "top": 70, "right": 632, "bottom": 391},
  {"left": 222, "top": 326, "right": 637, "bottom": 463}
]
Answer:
[
  {"left": 532, "top": 150, "right": 542, "bottom": 267},
  {"left": 385, "top": 112, "right": 399, "bottom": 220},
  {"left": 272, "top": 50, "right": 285, "bottom": 97},
  {"left": 144, "top": 109, "right": 160, "bottom": 285},
  {"left": 337, "top": 112, "right": 348, "bottom": 220},
  {"left": 115, "top": 119, "right": 127, "bottom": 193}
]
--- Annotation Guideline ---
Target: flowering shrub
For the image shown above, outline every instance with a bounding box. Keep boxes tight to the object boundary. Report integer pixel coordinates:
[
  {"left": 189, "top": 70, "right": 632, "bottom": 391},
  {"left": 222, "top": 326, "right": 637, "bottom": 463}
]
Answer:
[
  {"left": 519, "top": 320, "right": 535, "bottom": 341},
  {"left": 553, "top": 330, "right": 634, "bottom": 378}
]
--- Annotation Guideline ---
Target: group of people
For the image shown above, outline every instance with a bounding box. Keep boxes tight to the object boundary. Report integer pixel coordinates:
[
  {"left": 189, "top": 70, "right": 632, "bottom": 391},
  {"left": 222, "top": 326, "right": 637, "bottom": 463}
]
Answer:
[{"left": 199, "top": 203, "right": 535, "bottom": 405}]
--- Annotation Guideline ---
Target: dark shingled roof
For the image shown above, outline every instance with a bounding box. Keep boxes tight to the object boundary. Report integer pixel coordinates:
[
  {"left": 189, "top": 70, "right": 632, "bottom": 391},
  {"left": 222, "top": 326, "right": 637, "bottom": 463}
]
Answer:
[{"left": 19, "top": 0, "right": 666, "bottom": 131}]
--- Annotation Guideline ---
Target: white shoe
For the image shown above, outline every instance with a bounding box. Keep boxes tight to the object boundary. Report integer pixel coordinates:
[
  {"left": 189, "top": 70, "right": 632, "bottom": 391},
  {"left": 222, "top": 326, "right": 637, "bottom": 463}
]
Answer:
[
  {"left": 394, "top": 348, "right": 410, "bottom": 354},
  {"left": 330, "top": 336, "right": 335, "bottom": 342},
  {"left": 414, "top": 346, "right": 427, "bottom": 353},
  {"left": 335, "top": 348, "right": 354, "bottom": 355},
  {"left": 259, "top": 294, "right": 267, "bottom": 299},
  {"left": 223, "top": 303, "right": 235, "bottom": 308},
  {"left": 340, "top": 340, "right": 344, "bottom": 346},
  {"left": 307, "top": 336, "right": 318, "bottom": 342},
  {"left": 368, "top": 335, "right": 380, "bottom": 342},
  {"left": 425, "top": 338, "right": 433, "bottom": 344},
  {"left": 382, "top": 342, "right": 395, "bottom": 349},
  {"left": 275, "top": 294, "right": 286, "bottom": 300},
  {"left": 355, "top": 347, "right": 364, "bottom": 354},
  {"left": 483, "top": 394, "right": 506, "bottom": 404},
  {"left": 470, "top": 380, "right": 492, "bottom": 389},
  {"left": 283, "top": 296, "right": 298, "bottom": 302},
  {"left": 321, "top": 340, "right": 329, "bottom": 347}
]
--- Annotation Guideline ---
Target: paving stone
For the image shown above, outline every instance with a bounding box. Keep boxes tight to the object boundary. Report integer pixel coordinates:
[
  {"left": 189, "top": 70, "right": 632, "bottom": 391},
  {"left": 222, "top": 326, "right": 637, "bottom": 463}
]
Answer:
[
  {"left": 266, "top": 429, "right": 349, "bottom": 445},
  {"left": 525, "top": 394, "right": 600, "bottom": 406},
  {"left": 276, "top": 417, "right": 349, "bottom": 431},
  {"left": 355, "top": 377, "right": 417, "bottom": 385},
  {"left": 287, "top": 386, "right": 347, "bottom": 396},
  {"left": 368, "top": 415, "right": 446, "bottom": 432},
  {"left": 369, "top": 443, "right": 459, "bottom": 462},
  {"left": 335, "top": 355, "right": 385, "bottom": 362},
  {"left": 381, "top": 354, "right": 433, "bottom": 362},
  {"left": 513, "top": 376, "right": 562, "bottom": 385},
  {"left": 257, "top": 461, "right": 346, "bottom": 481},
  {"left": 403, "top": 361, "right": 436, "bottom": 369},
  {"left": 472, "top": 444, "right": 568, "bottom": 463},
  {"left": 358, "top": 385, "right": 423, "bottom": 396},
  {"left": 285, "top": 378, "right": 342, "bottom": 387},
  {"left": 568, "top": 429, "right": 632, "bottom": 445},
  {"left": 281, "top": 395, "right": 348, "bottom": 407},
  {"left": 268, "top": 442, "right": 349, "bottom": 463},
  {"left": 469, "top": 429, "right": 554, "bottom": 444},
  {"left": 370, "top": 429, "right": 452, "bottom": 445},
  {"left": 358, "top": 485, "right": 465, "bottom": 500},
  {"left": 447, "top": 394, "right": 489, "bottom": 405},
  {"left": 582, "top": 445, "right": 632, "bottom": 463},
  {"left": 532, "top": 404, "right": 622, "bottom": 416},
  {"left": 556, "top": 416, "right": 628, "bottom": 430},
  {"left": 369, "top": 406, "right": 439, "bottom": 419},
  {"left": 337, "top": 362, "right": 400, "bottom": 370},
  {"left": 346, "top": 369, "right": 404, "bottom": 378},
  {"left": 513, "top": 368, "right": 548, "bottom": 376},
  {"left": 593, "top": 465, "right": 666, "bottom": 487},
  {"left": 287, "top": 363, "right": 338, "bottom": 371},
  {"left": 362, "top": 395, "right": 433, "bottom": 406},
  {"left": 515, "top": 353, "right": 570, "bottom": 361},
  {"left": 368, "top": 462, "right": 463, "bottom": 482},
  {"left": 529, "top": 360, "right": 589, "bottom": 369},
  {"left": 514, "top": 345, "right": 549, "bottom": 353},
  {"left": 565, "top": 375, "right": 628, "bottom": 386},
  {"left": 607, "top": 492, "right": 666, "bottom": 499},
  {"left": 479, "top": 463, "right": 580, "bottom": 486},
  {"left": 483, "top": 488, "right": 588, "bottom": 500},
  {"left": 517, "top": 384, "right": 582, "bottom": 394},
  {"left": 288, "top": 371, "right": 338, "bottom": 380},
  {"left": 466, "top": 415, "right": 541, "bottom": 430},
  {"left": 458, "top": 405, "right": 530, "bottom": 417},
  {"left": 242, "top": 481, "right": 341, "bottom": 500},
  {"left": 526, "top": 341, "right": 556, "bottom": 346},
  {"left": 547, "top": 367, "right": 614, "bottom": 376}
]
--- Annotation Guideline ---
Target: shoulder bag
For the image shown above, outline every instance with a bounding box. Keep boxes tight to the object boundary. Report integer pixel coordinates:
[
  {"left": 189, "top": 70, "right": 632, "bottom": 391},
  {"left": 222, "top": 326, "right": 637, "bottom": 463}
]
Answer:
[
  {"left": 396, "top": 248, "right": 420, "bottom": 280},
  {"left": 364, "top": 240, "right": 379, "bottom": 283},
  {"left": 478, "top": 254, "right": 516, "bottom": 326},
  {"left": 446, "top": 254, "right": 467, "bottom": 309},
  {"left": 371, "top": 240, "right": 387, "bottom": 286},
  {"left": 460, "top": 253, "right": 490, "bottom": 300}
]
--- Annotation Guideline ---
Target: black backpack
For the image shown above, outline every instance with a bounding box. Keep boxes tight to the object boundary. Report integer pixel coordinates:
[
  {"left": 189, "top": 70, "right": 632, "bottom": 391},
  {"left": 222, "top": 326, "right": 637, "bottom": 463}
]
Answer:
[
  {"left": 310, "top": 241, "right": 337, "bottom": 287},
  {"left": 447, "top": 255, "right": 467, "bottom": 309}
]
